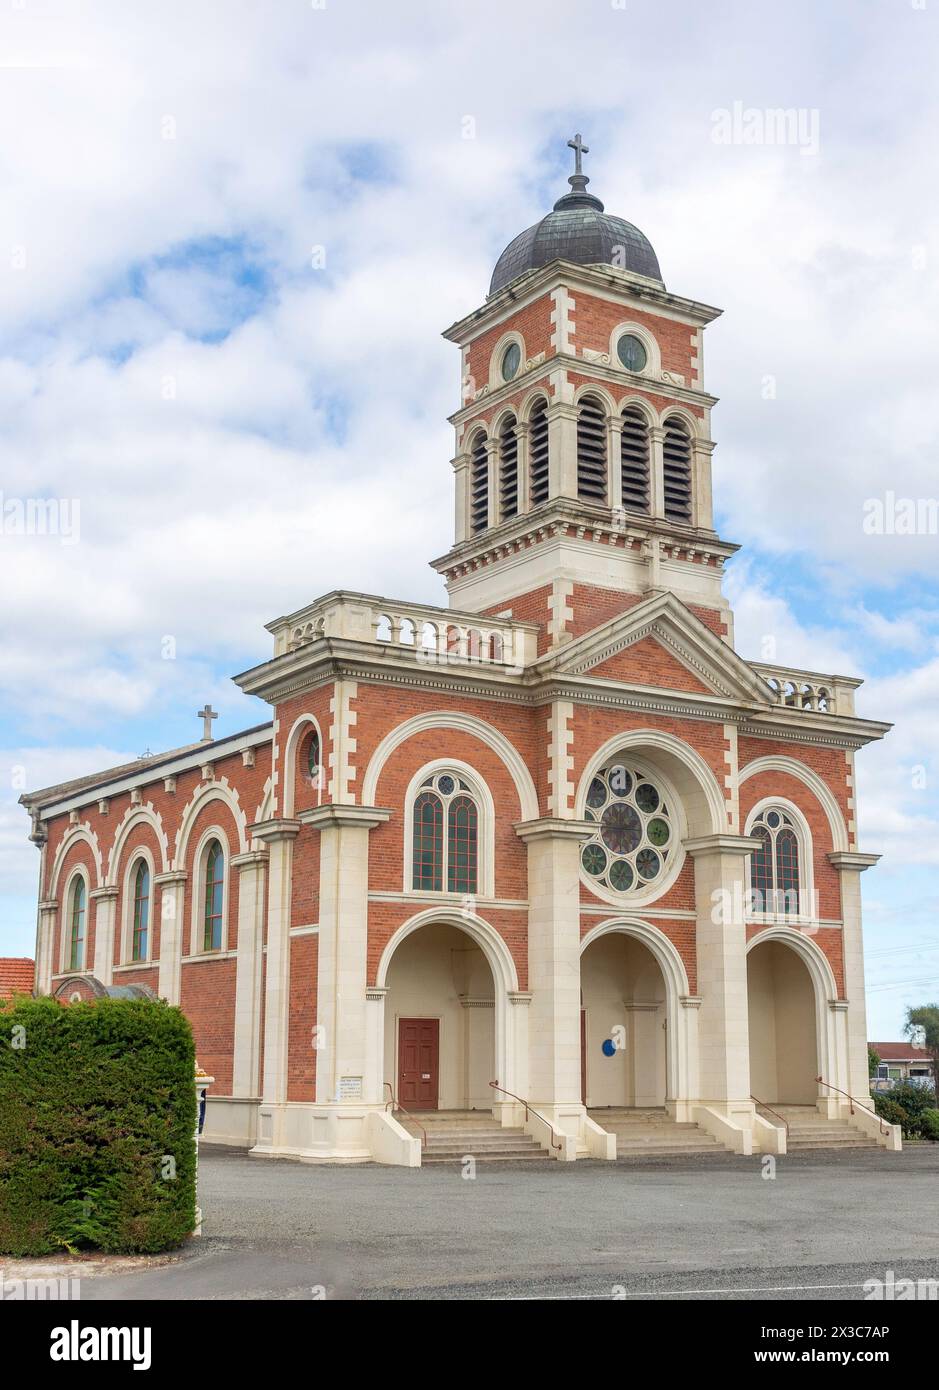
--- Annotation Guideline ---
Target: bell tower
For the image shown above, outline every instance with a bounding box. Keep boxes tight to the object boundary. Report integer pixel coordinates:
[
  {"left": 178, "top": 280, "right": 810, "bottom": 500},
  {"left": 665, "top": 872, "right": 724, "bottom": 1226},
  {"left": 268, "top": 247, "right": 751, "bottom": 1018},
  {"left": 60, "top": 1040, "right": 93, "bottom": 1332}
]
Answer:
[{"left": 432, "top": 137, "right": 738, "bottom": 646}]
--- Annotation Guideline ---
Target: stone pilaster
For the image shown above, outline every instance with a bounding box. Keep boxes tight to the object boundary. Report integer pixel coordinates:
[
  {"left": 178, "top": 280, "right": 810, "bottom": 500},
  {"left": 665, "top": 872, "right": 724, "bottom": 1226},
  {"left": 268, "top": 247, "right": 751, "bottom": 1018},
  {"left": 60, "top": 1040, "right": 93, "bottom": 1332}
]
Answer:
[
  {"left": 515, "top": 817, "right": 593, "bottom": 1134},
  {"left": 685, "top": 834, "right": 760, "bottom": 1110},
  {"left": 37, "top": 899, "right": 58, "bottom": 995},
  {"left": 649, "top": 425, "right": 666, "bottom": 518},
  {"left": 829, "top": 851, "right": 881, "bottom": 1104},
  {"left": 249, "top": 820, "right": 300, "bottom": 1133},
  {"left": 90, "top": 886, "right": 118, "bottom": 985},
  {"left": 515, "top": 421, "right": 531, "bottom": 515},
  {"left": 154, "top": 870, "right": 187, "bottom": 1004},
  {"left": 230, "top": 849, "right": 268, "bottom": 1099},
  {"left": 546, "top": 400, "right": 578, "bottom": 499}
]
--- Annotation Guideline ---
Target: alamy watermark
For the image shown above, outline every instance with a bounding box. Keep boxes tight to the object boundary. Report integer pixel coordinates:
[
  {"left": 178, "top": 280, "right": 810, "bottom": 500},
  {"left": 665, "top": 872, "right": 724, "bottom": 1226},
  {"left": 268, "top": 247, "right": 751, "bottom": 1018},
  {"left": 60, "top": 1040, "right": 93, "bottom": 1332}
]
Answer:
[
  {"left": 0, "top": 494, "right": 80, "bottom": 545},
  {"left": 711, "top": 102, "right": 820, "bottom": 156},
  {"left": 863, "top": 491, "right": 938, "bottom": 536}
]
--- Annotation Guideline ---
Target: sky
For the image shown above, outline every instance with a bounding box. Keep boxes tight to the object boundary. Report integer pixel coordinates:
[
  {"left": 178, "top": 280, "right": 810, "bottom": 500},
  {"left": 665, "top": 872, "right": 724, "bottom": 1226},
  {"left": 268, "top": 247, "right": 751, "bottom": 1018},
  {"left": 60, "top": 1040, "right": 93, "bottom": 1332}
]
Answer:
[{"left": 1, "top": 0, "right": 937, "bottom": 1038}]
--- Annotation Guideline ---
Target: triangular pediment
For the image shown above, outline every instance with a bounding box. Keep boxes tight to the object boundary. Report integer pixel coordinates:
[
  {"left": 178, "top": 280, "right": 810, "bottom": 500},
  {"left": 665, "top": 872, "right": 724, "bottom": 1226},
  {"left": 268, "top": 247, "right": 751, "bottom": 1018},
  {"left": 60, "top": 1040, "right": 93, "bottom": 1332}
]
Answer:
[{"left": 533, "top": 590, "right": 775, "bottom": 705}]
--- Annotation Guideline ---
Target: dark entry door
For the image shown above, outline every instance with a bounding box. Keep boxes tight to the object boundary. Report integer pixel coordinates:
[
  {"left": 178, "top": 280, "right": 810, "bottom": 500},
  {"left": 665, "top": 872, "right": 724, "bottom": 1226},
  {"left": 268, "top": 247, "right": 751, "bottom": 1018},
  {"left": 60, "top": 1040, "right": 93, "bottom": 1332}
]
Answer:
[{"left": 398, "top": 1018, "right": 439, "bottom": 1110}]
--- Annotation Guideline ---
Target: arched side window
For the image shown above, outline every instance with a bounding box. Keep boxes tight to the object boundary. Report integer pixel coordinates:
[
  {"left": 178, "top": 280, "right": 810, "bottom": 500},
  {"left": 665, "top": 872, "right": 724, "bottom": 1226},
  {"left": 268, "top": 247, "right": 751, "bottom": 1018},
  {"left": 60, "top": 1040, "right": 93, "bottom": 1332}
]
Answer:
[
  {"left": 498, "top": 414, "right": 518, "bottom": 522},
  {"left": 203, "top": 839, "right": 225, "bottom": 951},
  {"left": 662, "top": 416, "right": 693, "bottom": 522},
  {"left": 577, "top": 394, "right": 607, "bottom": 504},
  {"left": 411, "top": 773, "right": 479, "bottom": 895},
  {"left": 68, "top": 876, "right": 86, "bottom": 971},
  {"left": 131, "top": 860, "right": 150, "bottom": 962},
  {"left": 620, "top": 405, "right": 651, "bottom": 514},
  {"left": 529, "top": 397, "right": 550, "bottom": 507},
  {"left": 749, "top": 808, "right": 801, "bottom": 915},
  {"left": 469, "top": 431, "right": 489, "bottom": 534}
]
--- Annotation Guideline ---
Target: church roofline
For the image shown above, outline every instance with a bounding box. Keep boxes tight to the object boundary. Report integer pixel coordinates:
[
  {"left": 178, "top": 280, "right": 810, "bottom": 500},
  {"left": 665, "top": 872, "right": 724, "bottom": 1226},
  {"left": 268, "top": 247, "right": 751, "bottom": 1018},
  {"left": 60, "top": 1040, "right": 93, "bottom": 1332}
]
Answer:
[
  {"left": 443, "top": 257, "right": 723, "bottom": 344},
  {"left": 20, "top": 721, "right": 273, "bottom": 818}
]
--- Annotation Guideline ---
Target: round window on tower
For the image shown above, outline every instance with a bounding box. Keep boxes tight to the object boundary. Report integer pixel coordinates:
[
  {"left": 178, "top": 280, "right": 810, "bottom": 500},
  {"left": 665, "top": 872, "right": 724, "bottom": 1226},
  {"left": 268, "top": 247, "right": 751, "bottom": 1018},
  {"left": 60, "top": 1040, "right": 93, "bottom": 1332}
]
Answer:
[
  {"left": 501, "top": 342, "right": 521, "bottom": 381},
  {"left": 616, "top": 333, "right": 648, "bottom": 373}
]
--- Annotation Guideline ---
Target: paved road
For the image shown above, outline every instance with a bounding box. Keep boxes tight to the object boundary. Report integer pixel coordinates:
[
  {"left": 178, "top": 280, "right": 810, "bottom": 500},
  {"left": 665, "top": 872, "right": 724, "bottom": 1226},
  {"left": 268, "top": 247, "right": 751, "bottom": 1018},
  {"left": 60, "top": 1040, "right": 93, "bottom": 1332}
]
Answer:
[{"left": 77, "top": 1144, "right": 939, "bottom": 1301}]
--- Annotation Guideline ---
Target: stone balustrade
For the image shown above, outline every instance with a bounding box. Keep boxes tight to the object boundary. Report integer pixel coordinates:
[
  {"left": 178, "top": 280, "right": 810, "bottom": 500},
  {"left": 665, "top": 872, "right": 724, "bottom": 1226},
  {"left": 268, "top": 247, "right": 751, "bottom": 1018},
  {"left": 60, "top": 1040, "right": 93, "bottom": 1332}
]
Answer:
[
  {"left": 269, "top": 590, "right": 539, "bottom": 671},
  {"left": 751, "top": 663, "right": 859, "bottom": 716}
]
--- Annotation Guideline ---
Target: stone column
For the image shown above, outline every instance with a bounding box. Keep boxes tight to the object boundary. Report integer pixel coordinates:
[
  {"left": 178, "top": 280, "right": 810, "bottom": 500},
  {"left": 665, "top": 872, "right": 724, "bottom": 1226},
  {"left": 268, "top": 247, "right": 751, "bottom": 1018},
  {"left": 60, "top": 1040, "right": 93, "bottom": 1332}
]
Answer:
[
  {"left": 608, "top": 415, "right": 623, "bottom": 514},
  {"left": 515, "top": 817, "right": 593, "bottom": 1136},
  {"left": 249, "top": 821, "right": 300, "bottom": 1140},
  {"left": 685, "top": 834, "right": 760, "bottom": 1114},
  {"left": 829, "top": 851, "right": 881, "bottom": 1104},
  {"left": 451, "top": 451, "right": 470, "bottom": 543},
  {"left": 230, "top": 849, "right": 268, "bottom": 1099},
  {"left": 485, "top": 438, "right": 499, "bottom": 530},
  {"left": 155, "top": 870, "right": 187, "bottom": 1004},
  {"left": 37, "top": 900, "right": 59, "bottom": 995},
  {"left": 649, "top": 425, "right": 666, "bottom": 518},
  {"left": 301, "top": 804, "right": 391, "bottom": 1106},
  {"left": 546, "top": 401, "right": 578, "bottom": 500},
  {"left": 90, "top": 886, "right": 119, "bottom": 985},
  {"left": 515, "top": 421, "right": 531, "bottom": 515},
  {"left": 692, "top": 438, "right": 716, "bottom": 531}
]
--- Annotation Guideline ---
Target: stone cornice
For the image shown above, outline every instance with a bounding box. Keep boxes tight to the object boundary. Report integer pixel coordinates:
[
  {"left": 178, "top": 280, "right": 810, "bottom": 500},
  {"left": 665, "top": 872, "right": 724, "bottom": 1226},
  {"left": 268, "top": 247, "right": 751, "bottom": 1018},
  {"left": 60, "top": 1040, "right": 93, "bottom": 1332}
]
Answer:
[
  {"left": 684, "top": 833, "right": 762, "bottom": 858},
  {"left": 827, "top": 851, "right": 882, "bottom": 873},
  {"left": 153, "top": 870, "right": 187, "bottom": 886},
  {"left": 298, "top": 804, "right": 393, "bottom": 832},
  {"left": 515, "top": 816, "right": 595, "bottom": 844},
  {"left": 231, "top": 849, "right": 270, "bottom": 870},
  {"left": 89, "top": 885, "right": 119, "bottom": 901},
  {"left": 247, "top": 817, "right": 302, "bottom": 844}
]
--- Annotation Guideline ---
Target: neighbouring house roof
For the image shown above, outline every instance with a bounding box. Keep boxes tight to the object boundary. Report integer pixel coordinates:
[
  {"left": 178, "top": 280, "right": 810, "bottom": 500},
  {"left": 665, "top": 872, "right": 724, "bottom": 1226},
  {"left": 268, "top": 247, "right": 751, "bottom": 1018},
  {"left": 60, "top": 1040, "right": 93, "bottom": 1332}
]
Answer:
[
  {"left": 870, "top": 1041, "right": 934, "bottom": 1063},
  {"left": 0, "top": 958, "right": 35, "bottom": 998}
]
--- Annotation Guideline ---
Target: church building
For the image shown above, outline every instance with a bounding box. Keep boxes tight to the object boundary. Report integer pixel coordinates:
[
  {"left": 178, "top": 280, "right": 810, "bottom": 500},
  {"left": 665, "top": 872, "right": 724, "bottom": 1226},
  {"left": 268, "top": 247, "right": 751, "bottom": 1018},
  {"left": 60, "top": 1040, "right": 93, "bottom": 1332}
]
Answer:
[{"left": 21, "top": 139, "right": 897, "bottom": 1162}]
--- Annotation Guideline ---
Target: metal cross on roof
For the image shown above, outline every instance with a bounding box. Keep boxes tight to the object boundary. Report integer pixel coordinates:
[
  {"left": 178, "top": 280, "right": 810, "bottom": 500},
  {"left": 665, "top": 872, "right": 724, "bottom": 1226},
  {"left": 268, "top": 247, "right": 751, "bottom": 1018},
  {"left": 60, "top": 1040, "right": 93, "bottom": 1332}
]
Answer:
[
  {"left": 567, "top": 133, "right": 589, "bottom": 177},
  {"left": 197, "top": 704, "right": 218, "bottom": 742}
]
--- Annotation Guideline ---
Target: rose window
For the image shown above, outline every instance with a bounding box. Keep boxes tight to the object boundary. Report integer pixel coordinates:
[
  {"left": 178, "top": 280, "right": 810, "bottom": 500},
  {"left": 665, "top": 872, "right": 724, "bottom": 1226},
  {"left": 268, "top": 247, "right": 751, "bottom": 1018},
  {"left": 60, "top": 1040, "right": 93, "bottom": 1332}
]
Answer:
[{"left": 581, "top": 765, "right": 675, "bottom": 895}]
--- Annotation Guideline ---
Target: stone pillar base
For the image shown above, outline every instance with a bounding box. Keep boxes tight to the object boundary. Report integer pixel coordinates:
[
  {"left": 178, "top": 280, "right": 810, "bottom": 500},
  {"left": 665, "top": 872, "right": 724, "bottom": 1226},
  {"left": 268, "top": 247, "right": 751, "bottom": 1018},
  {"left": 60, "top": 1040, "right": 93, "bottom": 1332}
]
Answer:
[{"left": 249, "top": 1103, "right": 415, "bottom": 1164}]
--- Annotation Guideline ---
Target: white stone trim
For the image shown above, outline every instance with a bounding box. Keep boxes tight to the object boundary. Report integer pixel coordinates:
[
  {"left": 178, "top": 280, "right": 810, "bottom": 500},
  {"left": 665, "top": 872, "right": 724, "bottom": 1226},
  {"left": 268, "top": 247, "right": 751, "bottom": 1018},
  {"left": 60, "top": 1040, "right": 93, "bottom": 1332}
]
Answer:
[
  {"left": 546, "top": 701, "right": 574, "bottom": 818},
  {"left": 550, "top": 286, "right": 574, "bottom": 356},
  {"left": 173, "top": 778, "right": 249, "bottom": 867},
  {"left": 607, "top": 321, "right": 662, "bottom": 378},
  {"left": 60, "top": 864, "right": 91, "bottom": 973},
  {"left": 361, "top": 710, "right": 539, "bottom": 821},
  {"left": 48, "top": 824, "right": 103, "bottom": 898},
  {"left": 548, "top": 578, "right": 574, "bottom": 648},
  {"left": 281, "top": 712, "right": 326, "bottom": 818},
  {"left": 106, "top": 803, "right": 169, "bottom": 882},
  {"left": 487, "top": 329, "right": 527, "bottom": 392},
  {"left": 575, "top": 727, "right": 726, "bottom": 836},
  {"left": 328, "top": 679, "right": 358, "bottom": 803},
  {"left": 401, "top": 758, "right": 496, "bottom": 899},
  {"left": 738, "top": 755, "right": 849, "bottom": 853}
]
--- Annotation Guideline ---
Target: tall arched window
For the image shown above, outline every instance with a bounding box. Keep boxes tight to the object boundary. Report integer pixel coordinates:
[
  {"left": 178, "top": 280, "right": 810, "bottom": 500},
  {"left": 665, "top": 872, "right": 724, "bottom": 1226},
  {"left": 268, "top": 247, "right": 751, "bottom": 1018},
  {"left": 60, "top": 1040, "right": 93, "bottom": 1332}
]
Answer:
[
  {"left": 620, "top": 405, "right": 651, "bottom": 514},
  {"left": 577, "top": 394, "right": 607, "bottom": 503},
  {"left": 411, "top": 773, "right": 479, "bottom": 895},
  {"left": 132, "top": 860, "right": 150, "bottom": 961},
  {"left": 529, "top": 396, "right": 550, "bottom": 506},
  {"left": 469, "top": 430, "right": 489, "bottom": 534},
  {"left": 749, "top": 808, "right": 802, "bottom": 915},
  {"left": 662, "top": 416, "right": 693, "bottom": 522},
  {"left": 68, "top": 876, "right": 86, "bottom": 970},
  {"left": 203, "top": 839, "right": 225, "bottom": 951},
  {"left": 498, "top": 414, "right": 518, "bottom": 521}
]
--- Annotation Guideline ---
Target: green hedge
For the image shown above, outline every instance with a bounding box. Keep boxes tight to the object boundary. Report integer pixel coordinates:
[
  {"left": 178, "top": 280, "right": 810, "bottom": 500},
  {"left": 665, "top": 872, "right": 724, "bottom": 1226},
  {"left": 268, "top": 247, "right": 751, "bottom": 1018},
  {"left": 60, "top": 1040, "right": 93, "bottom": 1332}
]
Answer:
[
  {"left": 874, "top": 1082, "right": 938, "bottom": 1139},
  {"left": 0, "top": 995, "right": 196, "bottom": 1256}
]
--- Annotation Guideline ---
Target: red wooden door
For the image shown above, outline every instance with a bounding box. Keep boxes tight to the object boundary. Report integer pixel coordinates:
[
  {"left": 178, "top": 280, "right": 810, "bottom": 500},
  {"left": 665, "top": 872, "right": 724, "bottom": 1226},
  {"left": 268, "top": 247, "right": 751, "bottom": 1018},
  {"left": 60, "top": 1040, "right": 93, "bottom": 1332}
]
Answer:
[{"left": 398, "top": 1018, "right": 439, "bottom": 1110}]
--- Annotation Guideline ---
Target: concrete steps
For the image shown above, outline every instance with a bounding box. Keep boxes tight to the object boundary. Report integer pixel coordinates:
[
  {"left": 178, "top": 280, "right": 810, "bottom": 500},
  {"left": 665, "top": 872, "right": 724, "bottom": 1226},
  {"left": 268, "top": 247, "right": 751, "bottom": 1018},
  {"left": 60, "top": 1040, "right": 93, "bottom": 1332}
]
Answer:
[
  {"left": 589, "top": 1106, "right": 728, "bottom": 1158},
  {"left": 398, "top": 1110, "right": 546, "bottom": 1163},
  {"left": 760, "top": 1104, "right": 880, "bottom": 1151}
]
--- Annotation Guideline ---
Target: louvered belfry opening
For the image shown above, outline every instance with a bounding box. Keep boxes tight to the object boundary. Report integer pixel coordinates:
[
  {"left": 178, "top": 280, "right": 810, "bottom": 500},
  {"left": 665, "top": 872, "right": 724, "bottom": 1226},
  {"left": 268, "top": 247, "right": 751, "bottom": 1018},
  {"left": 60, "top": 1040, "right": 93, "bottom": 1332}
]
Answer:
[
  {"left": 663, "top": 416, "right": 693, "bottom": 523},
  {"left": 577, "top": 394, "right": 608, "bottom": 504},
  {"left": 620, "top": 405, "right": 651, "bottom": 514},
  {"left": 470, "top": 431, "right": 489, "bottom": 533},
  {"left": 499, "top": 413, "right": 518, "bottom": 521},
  {"left": 529, "top": 397, "right": 549, "bottom": 506}
]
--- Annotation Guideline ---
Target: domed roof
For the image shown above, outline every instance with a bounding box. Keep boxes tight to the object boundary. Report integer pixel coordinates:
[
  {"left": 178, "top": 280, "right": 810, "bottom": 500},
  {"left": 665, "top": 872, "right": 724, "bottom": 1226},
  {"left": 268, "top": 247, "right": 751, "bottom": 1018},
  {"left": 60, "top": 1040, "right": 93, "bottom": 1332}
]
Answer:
[{"left": 489, "top": 139, "right": 661, "bottom": 296}]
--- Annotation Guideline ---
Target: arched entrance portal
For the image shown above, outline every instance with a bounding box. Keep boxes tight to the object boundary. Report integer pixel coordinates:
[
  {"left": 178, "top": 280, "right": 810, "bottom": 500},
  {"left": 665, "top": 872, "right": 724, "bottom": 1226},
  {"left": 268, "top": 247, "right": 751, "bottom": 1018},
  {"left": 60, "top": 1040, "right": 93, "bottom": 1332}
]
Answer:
[
  {"left": 580, "top": 933, "right": 668, "bottom": 1108},
  {"left": 747, "top": 939, "right": 819, "bottom": 1104},
  {"left": 383, "top": 921, "right": 495, "bottom": 1111}
]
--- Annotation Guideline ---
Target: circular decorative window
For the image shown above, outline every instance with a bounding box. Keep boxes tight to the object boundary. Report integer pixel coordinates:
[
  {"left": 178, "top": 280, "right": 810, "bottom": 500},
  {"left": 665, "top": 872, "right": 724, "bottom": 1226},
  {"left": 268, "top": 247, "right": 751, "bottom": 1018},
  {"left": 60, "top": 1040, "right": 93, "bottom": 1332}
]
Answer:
[
  {"left": 501, "top": 342, "right": 521, "bottom": 381},
  {"left": 616, "top": 333, "right": 648, "bottom": 373},
  {"left": 581, "top": 764, "right": 675, "bottom": 896}
]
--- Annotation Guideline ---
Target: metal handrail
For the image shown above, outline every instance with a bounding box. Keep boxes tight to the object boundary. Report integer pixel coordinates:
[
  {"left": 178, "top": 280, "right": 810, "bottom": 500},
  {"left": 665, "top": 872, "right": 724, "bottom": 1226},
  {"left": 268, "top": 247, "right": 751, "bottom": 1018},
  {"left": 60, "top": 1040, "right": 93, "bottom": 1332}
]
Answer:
[
  {"left": 384, "top": 1081, "right": 427, "bottom": 1150},
  {"left": 815, "top": 1075, "right": 890, "bottom": 1137},
  {"left": 751, "top": 1095, "right": 790, "bottom": 1138},
  {"left": 489, "top": 1079, "right": 563, "bottom": 1152}
]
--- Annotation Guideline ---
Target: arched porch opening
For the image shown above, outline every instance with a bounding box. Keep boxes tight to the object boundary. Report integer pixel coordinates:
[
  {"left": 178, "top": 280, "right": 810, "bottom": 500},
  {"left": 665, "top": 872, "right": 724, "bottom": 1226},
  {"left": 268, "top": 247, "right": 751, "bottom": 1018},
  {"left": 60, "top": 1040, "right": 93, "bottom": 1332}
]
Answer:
[
  {"left": 581, "top": 931, "right": 668, "bottom": 1108},
  {"left": 383, "top": 920, "right": 496, "bottom": 1112},
  {"left": 747, "top": 938, "right": 819, "bottom": 1104}
]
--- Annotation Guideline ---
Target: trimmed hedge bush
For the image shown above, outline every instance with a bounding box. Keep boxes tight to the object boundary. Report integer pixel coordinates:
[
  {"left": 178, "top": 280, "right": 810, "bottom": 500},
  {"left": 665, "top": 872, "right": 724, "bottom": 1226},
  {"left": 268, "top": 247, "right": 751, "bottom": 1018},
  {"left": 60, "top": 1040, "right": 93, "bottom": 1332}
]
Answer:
[
  {"left": 874, "top": 1082, "right": 938, "bottom": 1139},
  {"left": 922, "top": 1109, "right": 939, "bottom": 1142},
  {"left": 0, "top": 995, "right": 196, "bottom": 1256}
]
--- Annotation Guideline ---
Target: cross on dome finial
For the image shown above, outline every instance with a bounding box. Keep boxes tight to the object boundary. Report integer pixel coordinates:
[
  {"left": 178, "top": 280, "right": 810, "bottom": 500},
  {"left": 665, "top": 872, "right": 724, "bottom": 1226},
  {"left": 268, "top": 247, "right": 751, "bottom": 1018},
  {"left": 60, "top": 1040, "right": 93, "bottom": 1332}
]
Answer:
[{"left": 567, "top": 133, "right": 589, "bottom": 177}]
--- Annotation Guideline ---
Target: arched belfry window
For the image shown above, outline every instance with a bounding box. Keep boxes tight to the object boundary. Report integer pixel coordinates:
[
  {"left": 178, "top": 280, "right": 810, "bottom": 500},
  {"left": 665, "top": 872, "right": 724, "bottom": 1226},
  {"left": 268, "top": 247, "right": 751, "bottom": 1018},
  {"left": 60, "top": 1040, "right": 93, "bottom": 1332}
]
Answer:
[
  {"left": 750, "top": 808, "right": 802, "bottom": 915},
  {"left": 411, "top": 772, "right": 478, "bottom": 895},
  {"left": 528, "top": 397, "right": 549, "bottom": 506},
  {"left": 577, "top": 394, "right": 607, "bottom": 504},
  {"left": 132, "top": 860, "right": 150, "bottom": 962},
  {"left": 469, "top": 431, "right": 489, "bottom": 534},
  {"left": 662, "top": 416, "right": 693, "bottom": 523},
  {"left": 499, "top": 414, "right": 518, "bottom": 521},
  {"left": 203, "top": 839, "right": 225, "bottom": 951},
  {"left": 68, "top": 877, "right": 86, "bottom": 971},
  {"left": 620, "top": 405, "right": 651, "bottom": 514}
]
